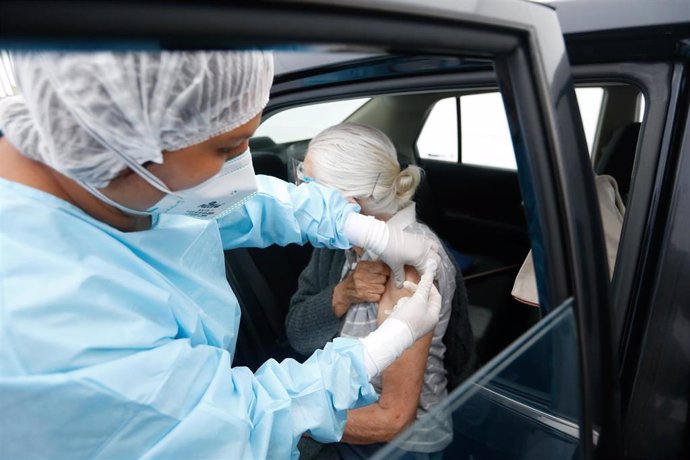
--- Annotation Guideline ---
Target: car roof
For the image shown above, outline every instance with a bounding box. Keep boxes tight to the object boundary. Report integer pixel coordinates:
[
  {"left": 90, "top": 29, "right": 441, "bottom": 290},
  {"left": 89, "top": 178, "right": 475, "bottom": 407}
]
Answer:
[
  {"left": 273, "top": 0, "right": 690, "bottom": 77},
  {"left": 536, "top": 0, "right": 690, "bottom": 34}
]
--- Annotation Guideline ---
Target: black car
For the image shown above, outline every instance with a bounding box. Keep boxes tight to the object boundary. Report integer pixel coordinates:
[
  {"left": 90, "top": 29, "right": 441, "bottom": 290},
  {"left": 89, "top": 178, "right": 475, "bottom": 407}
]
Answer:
[{"left": 1, "top": 0, "right": 689, "bottom": 458}]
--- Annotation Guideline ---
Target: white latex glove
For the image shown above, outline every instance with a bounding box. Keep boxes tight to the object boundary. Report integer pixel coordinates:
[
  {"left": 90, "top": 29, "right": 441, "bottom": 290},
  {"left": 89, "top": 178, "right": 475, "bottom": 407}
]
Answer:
[
  {"left": 359, "top": 273, "right": 442, "bottom": 377},
  {"left": 382, "top": 228, "right": 441, "bottom": 287},
  {"left": 342, "top": 213, "right": 440, "bottom": 287},
  {"left": 389, "top": 273, "right": 442, "bottom": 341}
]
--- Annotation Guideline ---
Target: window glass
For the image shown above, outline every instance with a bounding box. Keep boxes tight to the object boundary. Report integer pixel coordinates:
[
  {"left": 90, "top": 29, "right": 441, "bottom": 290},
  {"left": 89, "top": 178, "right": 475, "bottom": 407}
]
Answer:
[
  {"left": 416, "top": 97, "right": 458, "bottom": 162},
  {"left": 254, "top": 98, "right": 370, "bottom": 144},
  {"left": 575, "top": 87, "right": 604, "bottom": 154},
  {"left": 0, "top": 51, "right": 17, "bottom": 98},
  {"left": 460, "top": 92, "right": 516, "bottom": 170},
  {"left": 636, "top": 93, "right": 646, "bottom": 123},
  {"left": 374, "top": 300, "right": 582, "bottom": 460},
  {"left": 418, "top": 87, "right": 605, "bottom": 168}
]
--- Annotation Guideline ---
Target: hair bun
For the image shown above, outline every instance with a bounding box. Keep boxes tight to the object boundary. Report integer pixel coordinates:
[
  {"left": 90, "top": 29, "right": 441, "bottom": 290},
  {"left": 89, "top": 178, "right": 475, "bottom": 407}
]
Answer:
[{"left": 394, "top": 165, "right": 422, "bottom": 203}]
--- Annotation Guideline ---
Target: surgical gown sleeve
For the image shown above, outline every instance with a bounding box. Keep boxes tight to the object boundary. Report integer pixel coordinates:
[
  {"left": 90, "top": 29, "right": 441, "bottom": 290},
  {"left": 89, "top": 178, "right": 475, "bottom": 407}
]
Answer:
[{"left": 218, "top": 174, "right": 358, "bottom": 250}]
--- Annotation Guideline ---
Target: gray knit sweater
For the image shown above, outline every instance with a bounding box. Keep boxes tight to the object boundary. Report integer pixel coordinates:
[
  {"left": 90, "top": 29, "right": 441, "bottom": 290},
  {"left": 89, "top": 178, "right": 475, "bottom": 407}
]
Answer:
[{"left": 285, "top": 248, "right": 348, "bottom": 356}]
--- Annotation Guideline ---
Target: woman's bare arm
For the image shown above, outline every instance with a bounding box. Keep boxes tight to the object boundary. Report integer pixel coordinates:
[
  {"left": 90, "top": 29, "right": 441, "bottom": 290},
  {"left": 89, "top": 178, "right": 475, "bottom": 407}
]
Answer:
[{"left": 340, "top": 266, "right": 434, "bottom": 444}]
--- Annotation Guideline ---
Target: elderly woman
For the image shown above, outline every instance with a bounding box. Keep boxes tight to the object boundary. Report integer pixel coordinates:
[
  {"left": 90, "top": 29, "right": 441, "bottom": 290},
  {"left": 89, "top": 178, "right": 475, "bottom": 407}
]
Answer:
[
  {"left": 0, "top": 53, "right": 444, "bottom": 459},
  {"left": 286, "top": 123, "right": 475, "bottom": 459}
]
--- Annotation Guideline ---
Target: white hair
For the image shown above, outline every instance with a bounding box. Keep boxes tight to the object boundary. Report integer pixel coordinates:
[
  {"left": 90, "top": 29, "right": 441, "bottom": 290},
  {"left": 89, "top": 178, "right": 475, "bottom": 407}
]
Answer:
[{"left": 307, "top": 123, "right": 422, "bottom": 217}]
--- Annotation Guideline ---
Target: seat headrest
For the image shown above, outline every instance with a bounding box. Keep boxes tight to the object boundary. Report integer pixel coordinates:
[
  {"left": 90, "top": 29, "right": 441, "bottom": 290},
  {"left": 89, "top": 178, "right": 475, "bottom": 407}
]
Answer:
[
  {"left": 595, "top": 122, "right": 641, "bottom": 201},
  {"left": 252, "top": 151, "right": 287, "bottom": 181},
  {"left": 249, "top": 136, "right": 276, "bottom": 151}
]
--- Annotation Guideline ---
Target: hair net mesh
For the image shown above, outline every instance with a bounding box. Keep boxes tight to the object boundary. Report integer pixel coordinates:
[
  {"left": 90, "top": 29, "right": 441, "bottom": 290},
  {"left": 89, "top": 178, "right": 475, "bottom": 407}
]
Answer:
[{"left": 0, "top": 51, "right": 274, "bottom": 187}]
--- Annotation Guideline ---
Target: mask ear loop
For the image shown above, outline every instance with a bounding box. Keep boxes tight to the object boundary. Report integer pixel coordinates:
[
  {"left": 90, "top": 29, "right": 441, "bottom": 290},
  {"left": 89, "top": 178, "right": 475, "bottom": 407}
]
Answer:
[{"left": 76, "top": 181, "right": 152, "bottom": 217}]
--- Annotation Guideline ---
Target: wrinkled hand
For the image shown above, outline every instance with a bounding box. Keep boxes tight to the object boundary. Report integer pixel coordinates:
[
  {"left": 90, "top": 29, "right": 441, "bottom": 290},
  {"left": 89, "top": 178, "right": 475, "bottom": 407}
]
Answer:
[
  {"left": 387, "top": 273, "right": 442, "bottom": 342},
  {"left": 332, "top": 260, "right": 391, "bottom": 317},
  {"left": 380, "top": 227, "right": 441, "bottom": 287}
]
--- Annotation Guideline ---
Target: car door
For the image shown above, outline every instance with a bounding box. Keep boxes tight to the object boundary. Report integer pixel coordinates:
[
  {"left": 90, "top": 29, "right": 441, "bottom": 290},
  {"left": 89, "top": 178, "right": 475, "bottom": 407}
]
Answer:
[{"left": 0, "top": 0, "right": 620, "bottom": 458}]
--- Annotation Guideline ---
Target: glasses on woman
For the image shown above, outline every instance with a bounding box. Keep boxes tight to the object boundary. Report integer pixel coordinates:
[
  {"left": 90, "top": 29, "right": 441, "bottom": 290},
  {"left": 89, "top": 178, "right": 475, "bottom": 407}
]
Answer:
[{"left": 291, "top": 159, "right": 316, "bottom": 186}]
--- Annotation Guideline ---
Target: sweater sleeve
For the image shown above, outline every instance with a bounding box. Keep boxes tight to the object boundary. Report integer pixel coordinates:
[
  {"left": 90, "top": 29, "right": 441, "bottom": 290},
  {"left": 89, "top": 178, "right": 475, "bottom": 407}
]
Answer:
[{"left": 285, "top": 249, "right": 345, "bottom": 356}]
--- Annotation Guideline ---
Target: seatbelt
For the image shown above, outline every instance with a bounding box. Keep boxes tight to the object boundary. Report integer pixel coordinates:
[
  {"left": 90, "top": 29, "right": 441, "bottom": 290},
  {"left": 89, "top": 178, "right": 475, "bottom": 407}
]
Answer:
[
  {"left": 225, "top": 248, "right": 287, "bottom": 343},
  {"left": 224, "top": 253, "right": 272, "bottom": 369}
]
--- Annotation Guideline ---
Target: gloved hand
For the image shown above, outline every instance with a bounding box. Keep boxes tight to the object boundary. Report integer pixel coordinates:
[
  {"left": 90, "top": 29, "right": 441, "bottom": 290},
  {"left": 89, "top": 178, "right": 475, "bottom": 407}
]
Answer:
[
  {"left": 388, "top": 273, "right": 442, "bottom": 342},
  {"left": 381, "top": 227, "right": 441, "bottom": 287},
  {"left": 341, "top": 213, "right": 440, "bottom": 286},
  {"left": 359, "top": 273, "right": 442, "bottom": 377}
]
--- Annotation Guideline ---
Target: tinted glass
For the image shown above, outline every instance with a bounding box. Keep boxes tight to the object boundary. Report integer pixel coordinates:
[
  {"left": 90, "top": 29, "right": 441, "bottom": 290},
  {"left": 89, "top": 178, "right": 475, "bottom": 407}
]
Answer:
[
  {"left": 461, "top": 92, "right": 515, "bottom": 169},
  {"left": 374, "top": 300, "right": 582, "bottom": 460},
  {"left": 416, "top": 88, "right": 605, "bottom": 168},
  {"left": 0, "top": 51, "right": 17, "bottom": 98},
  {"left": 417, "top": 97, "right": 458, "bottom": 162}
]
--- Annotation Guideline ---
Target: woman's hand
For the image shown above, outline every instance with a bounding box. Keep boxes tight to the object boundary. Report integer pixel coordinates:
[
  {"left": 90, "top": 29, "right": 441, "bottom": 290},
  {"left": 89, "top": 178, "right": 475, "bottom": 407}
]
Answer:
[{"left": 332, "top": 260, "right": 390, "bottom": 317}]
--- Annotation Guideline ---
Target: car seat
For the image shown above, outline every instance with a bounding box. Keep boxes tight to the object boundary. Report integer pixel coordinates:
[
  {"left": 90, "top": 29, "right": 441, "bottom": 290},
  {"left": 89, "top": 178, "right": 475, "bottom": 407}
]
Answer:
[
  {"left": 225, "top": 150, "right": 313, "bottom": 370},
  {"left": 443, "top": 254, "right": 479, "bottom": 391},
  {"left": 595, "top": 121, "right": 641, "bottom": 203},
  {"left": 410, "top": 164, "right": 443, "bottom": 232},
  {"left": 252, "top": 150, "right": 287, "bottom": 180}
]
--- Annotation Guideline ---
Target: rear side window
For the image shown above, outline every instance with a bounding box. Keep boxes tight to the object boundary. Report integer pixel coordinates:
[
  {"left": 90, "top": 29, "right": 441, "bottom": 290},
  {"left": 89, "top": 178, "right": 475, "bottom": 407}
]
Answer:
[
  {"left": 416, "top": 93, "right": 515, "bottom": 168},
  {"left": 417, "top": 88, "right": 604, "bottom": 168},
  {"left": 0, "top": 51, "right": 17, "bottom": 98},
  {"left": 576, "top": 87, "right": 604, "bottom": 153},
  {"left": 416, "top": 97, "right": 458, "bottom": 162},
  {"left": 254, "top": 98, "right": 370, "bottom": 144},
  {"left": 460, "top": 92, "right": 515, "bottom": 169}
]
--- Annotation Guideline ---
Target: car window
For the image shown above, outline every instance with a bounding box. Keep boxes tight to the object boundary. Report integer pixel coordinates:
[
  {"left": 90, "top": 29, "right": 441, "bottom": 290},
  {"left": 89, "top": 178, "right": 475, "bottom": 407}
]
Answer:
[
  {"left": 461, "top": 92, "right": 516, "bottom": 169},
  {"left": 416, "top": 97, "right": 459, "bottom": 162},
  {"left": 417, "top": 88, "right": 605, "bottom": 167},
  {"left": 374, "top": 299, "right": 582, "bottom": 460},
  {"left": 0, "top": 51, "right": 17, "bottom": 98},
  {"left": 636, "top": 92, "right": 646, "bottom": 122},
  {"left": 253, "top": 97, "right": 370, "bottom": 144},
  {"left": 576, "top": 87, "right": 604, "bottom": 153}
]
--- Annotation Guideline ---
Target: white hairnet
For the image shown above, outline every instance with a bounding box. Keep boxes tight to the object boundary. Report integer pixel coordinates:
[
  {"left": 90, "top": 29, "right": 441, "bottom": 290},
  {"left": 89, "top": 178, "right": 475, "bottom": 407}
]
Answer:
[{"left": 0, "top": 51, "right": 274, "bottom": 187}]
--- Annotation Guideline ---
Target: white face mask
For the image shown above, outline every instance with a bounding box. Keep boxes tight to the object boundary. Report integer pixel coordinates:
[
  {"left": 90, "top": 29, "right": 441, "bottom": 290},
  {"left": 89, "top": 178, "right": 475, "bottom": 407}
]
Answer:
[
  {"left": 81, "top": 150, "right": 258, "bottom": 220},
  {"left": 147, "top": 150, "right": 258, "bottom": 219}
]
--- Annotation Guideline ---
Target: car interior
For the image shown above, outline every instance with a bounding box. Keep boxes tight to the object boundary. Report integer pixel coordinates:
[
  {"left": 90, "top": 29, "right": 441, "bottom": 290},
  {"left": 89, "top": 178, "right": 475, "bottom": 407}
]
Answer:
[{"left": 225, "top": 56, "right": 645, "bottom": 398}]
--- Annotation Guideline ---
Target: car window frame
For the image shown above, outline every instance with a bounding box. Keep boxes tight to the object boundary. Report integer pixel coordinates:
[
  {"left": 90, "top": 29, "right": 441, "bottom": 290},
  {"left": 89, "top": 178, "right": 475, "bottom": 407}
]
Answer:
[{"left": 569, "top": 63, "right": 674, "bottom": 397}]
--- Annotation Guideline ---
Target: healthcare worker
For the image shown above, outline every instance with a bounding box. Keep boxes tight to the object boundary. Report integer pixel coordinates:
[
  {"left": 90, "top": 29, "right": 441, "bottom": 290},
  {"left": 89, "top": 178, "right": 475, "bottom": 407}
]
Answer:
[{"left": 0, "top": 51, "right": 442, "bottom": 459}]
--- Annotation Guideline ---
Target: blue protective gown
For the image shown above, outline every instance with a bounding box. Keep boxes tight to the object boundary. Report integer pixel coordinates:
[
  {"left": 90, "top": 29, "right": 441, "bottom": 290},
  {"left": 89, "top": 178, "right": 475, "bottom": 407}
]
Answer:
[{"left": 0, "top": 175, "right": 378, "bottom": 459}]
